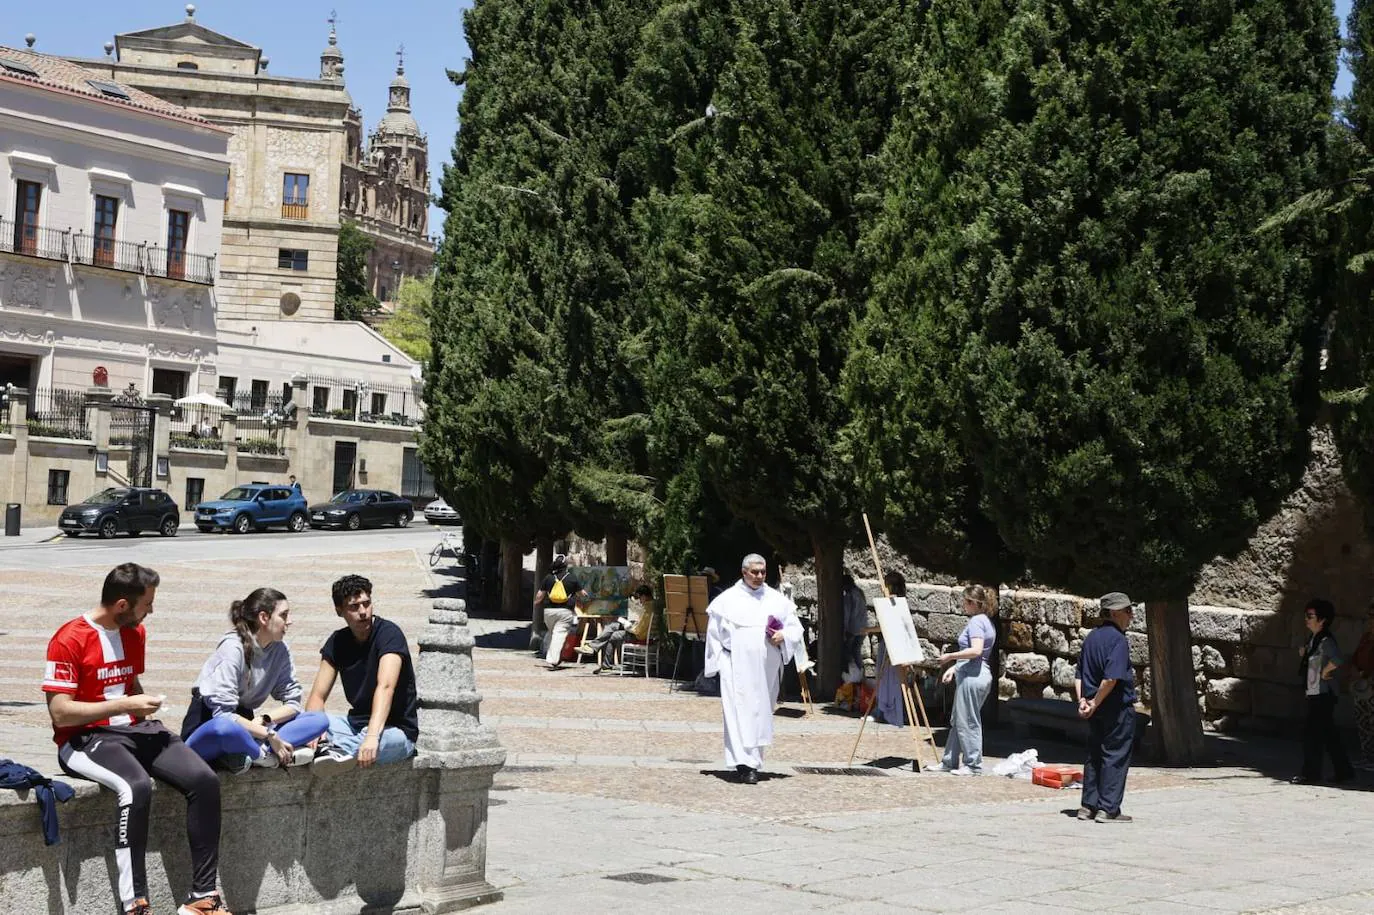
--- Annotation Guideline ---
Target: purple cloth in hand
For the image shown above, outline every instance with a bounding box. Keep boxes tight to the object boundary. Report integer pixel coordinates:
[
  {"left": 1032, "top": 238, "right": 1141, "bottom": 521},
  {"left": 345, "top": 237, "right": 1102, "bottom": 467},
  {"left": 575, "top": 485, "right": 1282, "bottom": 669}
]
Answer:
[{"left": 766, "top": 616, "right": 783, "bottom": 636}]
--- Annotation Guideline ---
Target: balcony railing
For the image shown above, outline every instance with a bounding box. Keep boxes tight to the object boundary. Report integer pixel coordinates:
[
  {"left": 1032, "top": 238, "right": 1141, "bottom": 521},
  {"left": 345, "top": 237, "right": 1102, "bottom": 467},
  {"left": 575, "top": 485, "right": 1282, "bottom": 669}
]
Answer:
[
  {"left": 0, "top": 216, "right": 70, "bottom": 262},
  {"left": 0, "top": 217, "right": 215, "bottom": 286},
  {"left": 73, "top": 232, "right": 144, "bottom": 274},
  {"left": 281, "top": 197, "right": 309, "bottom": 220},
  {"left": 146, "top": 245, "right": 216, "bottom": 285}
]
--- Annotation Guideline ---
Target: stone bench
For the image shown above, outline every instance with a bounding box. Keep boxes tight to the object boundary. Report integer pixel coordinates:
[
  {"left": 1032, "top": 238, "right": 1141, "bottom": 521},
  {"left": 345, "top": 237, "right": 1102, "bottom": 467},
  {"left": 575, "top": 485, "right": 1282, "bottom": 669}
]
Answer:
[
  {"left": 0, "top": 599, "right": 506, "bottom": 915},
  {"left": 1006, "top": 697, "right": 1091, "bottom": 744}
]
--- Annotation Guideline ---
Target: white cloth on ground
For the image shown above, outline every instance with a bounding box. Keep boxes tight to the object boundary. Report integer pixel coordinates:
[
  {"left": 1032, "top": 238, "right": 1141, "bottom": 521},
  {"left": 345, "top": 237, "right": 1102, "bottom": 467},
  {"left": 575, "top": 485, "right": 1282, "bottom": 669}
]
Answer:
[{"left": 704, "top": 579, "right": 804, "bottom": 769}]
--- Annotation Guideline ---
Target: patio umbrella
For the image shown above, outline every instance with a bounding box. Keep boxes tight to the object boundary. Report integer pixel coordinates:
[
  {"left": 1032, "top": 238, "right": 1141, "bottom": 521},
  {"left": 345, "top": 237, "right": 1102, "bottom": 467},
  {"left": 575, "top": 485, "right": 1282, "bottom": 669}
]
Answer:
[
  {"left": 174, "top": 391, "right": 232, "bottom": 437},
  {"left": 174, "top": 392, "right": 233, "bottom": 409}
]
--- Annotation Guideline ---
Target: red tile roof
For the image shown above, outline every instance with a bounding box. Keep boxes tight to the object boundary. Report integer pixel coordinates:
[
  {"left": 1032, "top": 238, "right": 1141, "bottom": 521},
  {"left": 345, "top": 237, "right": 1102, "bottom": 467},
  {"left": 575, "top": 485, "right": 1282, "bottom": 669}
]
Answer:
[{"left": 0, "top": 46, "right": 225, "bottom": 131}]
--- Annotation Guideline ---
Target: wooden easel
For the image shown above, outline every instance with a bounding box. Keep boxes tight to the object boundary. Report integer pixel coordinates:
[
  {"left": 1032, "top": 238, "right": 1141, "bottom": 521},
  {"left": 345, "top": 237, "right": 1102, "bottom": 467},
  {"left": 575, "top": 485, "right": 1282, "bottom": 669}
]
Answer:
[
  {"left": 663, "top": 574, "right": 709, "bottom": 693},
  {"left": 847, "top": 513, "right": 942, "bottom": 770}
]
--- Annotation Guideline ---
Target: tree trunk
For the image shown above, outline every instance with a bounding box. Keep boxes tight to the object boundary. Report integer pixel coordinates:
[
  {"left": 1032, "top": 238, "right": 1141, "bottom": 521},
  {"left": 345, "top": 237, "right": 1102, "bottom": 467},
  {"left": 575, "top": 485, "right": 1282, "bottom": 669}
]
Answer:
[
  {"left": 1145, "top": 598, "right": 1207, "bottom": 765},
  {"left": 531, "top": 536, "right": 554, "bottom": 649},
  {"left": 480, "top": 539, "right": 501, "bottom": 613},
  {"left": 987, "top": 607, "right": 1003, "bottom": 728},
  {"left": 500, "top": 538, "right": 525, "bottom": 619},
  {"left": 812, "top": 537, "right": 846, "bottom": 700},
  {"left": 605, "top": 532, "right": 628, "bottom": 567}
]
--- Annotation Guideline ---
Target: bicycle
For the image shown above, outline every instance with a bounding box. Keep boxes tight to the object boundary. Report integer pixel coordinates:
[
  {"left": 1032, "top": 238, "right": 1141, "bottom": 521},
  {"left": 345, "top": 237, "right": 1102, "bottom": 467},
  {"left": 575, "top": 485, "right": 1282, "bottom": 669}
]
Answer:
[{"left": 428, "top": 531, "right": 463, "bottom": 567}]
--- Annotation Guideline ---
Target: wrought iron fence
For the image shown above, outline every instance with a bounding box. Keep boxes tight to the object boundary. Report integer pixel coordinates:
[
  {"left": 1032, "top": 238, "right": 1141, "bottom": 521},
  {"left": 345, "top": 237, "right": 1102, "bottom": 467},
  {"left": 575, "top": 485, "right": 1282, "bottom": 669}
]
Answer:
[
  {"left": 0, "top": 216, "right": 71, "bottom": 262},
  {"left": 72, "top": 232, "right": 144, "bottom": 274},
  {"left": 145, "top": 245, "right": 215, "bottom": 285},
  {"left": 169, "top": 404, "right": 226, "bottom": 447},
  {"left": 27, "top": 388, "right": 90, "bottom": 440},
  {"left": 303, "top": 373, "right": 422, "bottom": 425}
]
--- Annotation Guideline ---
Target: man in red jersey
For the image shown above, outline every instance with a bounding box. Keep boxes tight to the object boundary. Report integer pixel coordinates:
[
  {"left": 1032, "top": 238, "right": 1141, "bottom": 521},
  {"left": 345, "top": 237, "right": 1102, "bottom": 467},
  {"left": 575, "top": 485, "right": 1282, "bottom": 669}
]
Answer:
[{"left": 43, "top": 563, "right": 231, "bottom": 915}]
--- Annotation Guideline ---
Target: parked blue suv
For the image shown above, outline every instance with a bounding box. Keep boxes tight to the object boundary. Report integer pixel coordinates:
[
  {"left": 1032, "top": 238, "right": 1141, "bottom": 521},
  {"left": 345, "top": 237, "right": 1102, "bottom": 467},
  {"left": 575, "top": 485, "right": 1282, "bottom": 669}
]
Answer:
[{"left": 195, "top": 484, "right": 309, "bottom": 534}]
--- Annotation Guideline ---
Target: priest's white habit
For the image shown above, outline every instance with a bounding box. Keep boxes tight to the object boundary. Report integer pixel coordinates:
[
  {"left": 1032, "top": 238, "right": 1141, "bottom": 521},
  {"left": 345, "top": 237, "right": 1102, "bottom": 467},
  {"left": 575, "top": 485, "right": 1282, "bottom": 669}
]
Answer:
[{"left": 703, "top": 579, "right": 805, "bottom": 770}]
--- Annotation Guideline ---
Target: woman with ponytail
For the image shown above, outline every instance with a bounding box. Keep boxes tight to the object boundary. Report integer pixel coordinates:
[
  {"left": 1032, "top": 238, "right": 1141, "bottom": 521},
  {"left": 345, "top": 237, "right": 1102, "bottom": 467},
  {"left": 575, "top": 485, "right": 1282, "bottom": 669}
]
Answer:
[
  {"left": 932, "top": 584, "right": 999, "bottom": 775},
  {"left": 180, "top": 588, "right": 329, "bottom": 771}
]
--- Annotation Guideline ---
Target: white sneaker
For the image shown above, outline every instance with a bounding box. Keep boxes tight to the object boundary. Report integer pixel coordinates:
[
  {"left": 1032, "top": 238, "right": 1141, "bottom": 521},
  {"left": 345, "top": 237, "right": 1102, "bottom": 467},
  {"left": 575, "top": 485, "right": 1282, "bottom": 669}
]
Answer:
[
  {"left": 311, "top": 745, "right": 355, "bottom": 774},
  {"left": 923, "top": 763, "right": 953, "bottom": 773},
  {"left": 288, "top": 746, "right": 314, "bottom": 767},
  {"left": 948, "top": 766, "right": 981, "bottom": 776},
  {"left": 250, "top": 751, "right": 280, "bottom": 769}
]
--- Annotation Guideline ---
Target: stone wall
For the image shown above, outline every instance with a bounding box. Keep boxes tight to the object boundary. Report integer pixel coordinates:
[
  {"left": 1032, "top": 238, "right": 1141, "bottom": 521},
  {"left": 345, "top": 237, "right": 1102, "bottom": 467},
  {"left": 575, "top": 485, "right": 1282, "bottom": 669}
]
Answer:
[
  {"left": 780, "top": 427, "right": 1374, "bottom": 734},
  {"left": 0, "top": 598, "right": 505, "bottom": 914}
]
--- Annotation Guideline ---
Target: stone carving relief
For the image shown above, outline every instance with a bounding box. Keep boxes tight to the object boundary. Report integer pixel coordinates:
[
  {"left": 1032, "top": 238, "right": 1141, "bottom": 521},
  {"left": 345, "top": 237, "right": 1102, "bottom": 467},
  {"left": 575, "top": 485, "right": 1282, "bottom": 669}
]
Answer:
[
  {"left": 264, "top": 127, "right": 334, "bottom": 207},
  {"left": 5, "top": 264, "right": 56, "bottom": 311},
  {"left": 150, "top": 286, "right": 204, "bottom": 332}
]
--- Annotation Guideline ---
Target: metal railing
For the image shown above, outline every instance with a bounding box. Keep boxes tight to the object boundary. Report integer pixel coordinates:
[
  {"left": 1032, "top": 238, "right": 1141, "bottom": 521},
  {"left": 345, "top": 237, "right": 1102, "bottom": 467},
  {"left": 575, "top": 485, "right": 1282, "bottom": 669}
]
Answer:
[
  {"left": 72, "top": 232, "right": 144, "bottom": 274},
  {"left": 0, "top": 217, "right": 214, "bottom": 285},
  {"left": 26, "top": 387, "right": 90, "bottom": 440},
  {"left": 146, "top": 245, "right": 215, "bottom": 285},
  {"left": 281, "top": 198, "right": 309, "bottom": 220},
  {"left": 0, "top": 216, "right": 70, "bottom": 262},
  {"left": 303, "top": 373, "right": 422, "bottom": 423}
]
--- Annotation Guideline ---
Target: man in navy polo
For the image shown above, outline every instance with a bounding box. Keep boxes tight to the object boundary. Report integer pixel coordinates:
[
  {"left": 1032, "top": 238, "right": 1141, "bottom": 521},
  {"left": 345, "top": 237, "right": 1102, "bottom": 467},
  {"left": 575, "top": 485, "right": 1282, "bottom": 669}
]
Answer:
[{"left": 1074, "top": 591, "right": 1138, "bottom": 823}]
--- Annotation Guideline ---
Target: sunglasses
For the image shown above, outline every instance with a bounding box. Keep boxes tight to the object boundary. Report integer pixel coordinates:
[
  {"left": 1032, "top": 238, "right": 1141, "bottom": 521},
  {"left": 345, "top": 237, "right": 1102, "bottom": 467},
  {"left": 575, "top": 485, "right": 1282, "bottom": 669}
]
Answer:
[{"left": 1304, "top": 612, "right": 1317, "bottom": 619}]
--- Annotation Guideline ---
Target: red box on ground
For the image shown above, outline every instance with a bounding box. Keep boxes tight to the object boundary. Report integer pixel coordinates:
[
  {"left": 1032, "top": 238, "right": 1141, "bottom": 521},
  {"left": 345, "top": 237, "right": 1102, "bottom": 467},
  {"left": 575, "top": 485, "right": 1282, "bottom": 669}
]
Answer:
[{"left": 1031, "top": 764, "right": 1083, "bottom": 789}]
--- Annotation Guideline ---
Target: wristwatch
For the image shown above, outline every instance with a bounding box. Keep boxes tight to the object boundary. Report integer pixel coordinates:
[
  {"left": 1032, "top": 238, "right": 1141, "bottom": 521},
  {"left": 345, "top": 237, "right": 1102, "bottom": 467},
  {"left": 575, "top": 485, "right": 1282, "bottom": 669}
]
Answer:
[{"left": 260, "top": 713, "right": 275, "bottom": 732}]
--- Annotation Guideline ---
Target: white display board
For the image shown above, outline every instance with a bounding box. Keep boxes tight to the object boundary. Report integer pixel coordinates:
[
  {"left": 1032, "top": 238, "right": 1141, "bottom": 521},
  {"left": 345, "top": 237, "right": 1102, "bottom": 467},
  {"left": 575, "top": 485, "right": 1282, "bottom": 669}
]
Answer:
[{"left": 874, "top": 596, "right": 924, "bottom": 666}]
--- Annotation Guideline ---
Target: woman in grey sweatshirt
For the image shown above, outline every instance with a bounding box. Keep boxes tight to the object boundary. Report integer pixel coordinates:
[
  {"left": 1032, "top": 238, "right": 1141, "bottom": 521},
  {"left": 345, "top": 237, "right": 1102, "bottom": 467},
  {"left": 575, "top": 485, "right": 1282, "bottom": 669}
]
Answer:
[{"left": 180, "top": 588, "right": 328, "bottom": 770}]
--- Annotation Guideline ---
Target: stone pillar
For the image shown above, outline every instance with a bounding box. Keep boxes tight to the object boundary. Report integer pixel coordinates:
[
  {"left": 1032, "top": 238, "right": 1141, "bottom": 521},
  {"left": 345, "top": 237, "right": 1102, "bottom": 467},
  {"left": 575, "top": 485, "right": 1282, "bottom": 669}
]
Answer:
[
  {"left": 413, "top": 597, "right": 506, "bottom": 912},
  {"left": 221, "top": 412, "right": 239, "bottom": 481},
  {"left": 7, "top": 388, "right": 29, "bottom": 507},
  {"left": 146, "top": 394, "right": 173, "bottom": 482},
  {"left": 86, "top": 386, "right": 114, "bottom": 453},
  {"left": 287, "top": 375, "right": 309, "bottom": 478}
]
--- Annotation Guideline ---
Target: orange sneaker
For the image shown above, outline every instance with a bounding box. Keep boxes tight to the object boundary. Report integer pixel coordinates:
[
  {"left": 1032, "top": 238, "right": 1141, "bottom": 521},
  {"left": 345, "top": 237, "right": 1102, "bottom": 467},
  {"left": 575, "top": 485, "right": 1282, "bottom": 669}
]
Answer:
[{"left": 177, "top": 894, "right": 232, "bottom": 914}]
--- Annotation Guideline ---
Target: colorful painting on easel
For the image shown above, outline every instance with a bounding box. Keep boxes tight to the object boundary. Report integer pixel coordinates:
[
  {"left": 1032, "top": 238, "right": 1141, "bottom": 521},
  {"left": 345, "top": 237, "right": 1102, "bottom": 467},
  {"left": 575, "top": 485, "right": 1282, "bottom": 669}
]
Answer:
[{"left": 568, "top": 565, "right": 632, "bottom": 617}]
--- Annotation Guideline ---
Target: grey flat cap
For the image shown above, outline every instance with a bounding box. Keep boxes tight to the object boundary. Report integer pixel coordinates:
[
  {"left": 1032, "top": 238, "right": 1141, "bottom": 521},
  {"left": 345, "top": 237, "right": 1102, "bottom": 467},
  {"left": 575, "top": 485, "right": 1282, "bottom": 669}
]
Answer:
[{"left": 1099, "top": 591, "right": 1132, "bottom": 613}]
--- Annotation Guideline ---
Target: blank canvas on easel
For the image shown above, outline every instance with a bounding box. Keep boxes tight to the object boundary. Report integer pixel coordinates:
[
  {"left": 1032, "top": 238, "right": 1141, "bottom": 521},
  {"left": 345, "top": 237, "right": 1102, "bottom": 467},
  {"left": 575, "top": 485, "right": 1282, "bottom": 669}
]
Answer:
[
  {"left": 662, "top": 574, "right": 710, "bottom": 638},
  {"left": 874, "top": 596, "right": 924, "bottom": 666}
]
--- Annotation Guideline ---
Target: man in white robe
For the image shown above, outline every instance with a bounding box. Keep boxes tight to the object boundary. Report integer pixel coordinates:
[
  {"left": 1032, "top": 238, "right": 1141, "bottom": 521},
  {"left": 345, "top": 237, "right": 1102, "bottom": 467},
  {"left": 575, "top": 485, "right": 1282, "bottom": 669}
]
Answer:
[{"left": 704, "top": 553, "right": 804, "bottom": 783}]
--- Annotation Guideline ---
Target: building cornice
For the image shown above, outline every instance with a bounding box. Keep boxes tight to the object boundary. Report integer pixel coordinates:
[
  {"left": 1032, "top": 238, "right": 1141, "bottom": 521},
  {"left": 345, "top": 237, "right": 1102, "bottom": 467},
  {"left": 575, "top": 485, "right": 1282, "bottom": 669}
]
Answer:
[{"left": 0, "top": 108, "right": 230, "bottom": 173}]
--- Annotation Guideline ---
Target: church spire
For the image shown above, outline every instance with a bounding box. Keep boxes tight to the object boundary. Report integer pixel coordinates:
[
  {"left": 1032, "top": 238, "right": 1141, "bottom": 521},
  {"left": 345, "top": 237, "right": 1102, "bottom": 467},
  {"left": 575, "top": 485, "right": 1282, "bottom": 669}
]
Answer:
[{"left": 319, "top": 10, "right": 344, "bottom": 81}]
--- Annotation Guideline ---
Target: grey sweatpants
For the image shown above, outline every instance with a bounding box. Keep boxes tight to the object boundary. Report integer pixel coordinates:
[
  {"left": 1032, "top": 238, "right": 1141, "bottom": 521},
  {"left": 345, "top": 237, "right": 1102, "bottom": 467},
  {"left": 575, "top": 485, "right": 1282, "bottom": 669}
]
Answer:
[{"left": 942, "top": 660, "right": 992, "bottom": 771}]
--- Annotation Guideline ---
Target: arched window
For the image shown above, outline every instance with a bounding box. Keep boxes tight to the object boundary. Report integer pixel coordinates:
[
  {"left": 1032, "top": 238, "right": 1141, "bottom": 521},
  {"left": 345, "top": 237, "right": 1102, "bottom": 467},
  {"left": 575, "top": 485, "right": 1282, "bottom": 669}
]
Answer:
[{"left": 177, "top": 61, "right": 199, "bottom": 71}]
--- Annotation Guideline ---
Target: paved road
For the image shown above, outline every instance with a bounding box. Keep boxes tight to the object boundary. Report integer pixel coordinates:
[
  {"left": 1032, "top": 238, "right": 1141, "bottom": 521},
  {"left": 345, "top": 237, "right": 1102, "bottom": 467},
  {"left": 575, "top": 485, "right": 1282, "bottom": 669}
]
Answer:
[{"left": 0, "top": 523, "right": 454, "bottom": 570}]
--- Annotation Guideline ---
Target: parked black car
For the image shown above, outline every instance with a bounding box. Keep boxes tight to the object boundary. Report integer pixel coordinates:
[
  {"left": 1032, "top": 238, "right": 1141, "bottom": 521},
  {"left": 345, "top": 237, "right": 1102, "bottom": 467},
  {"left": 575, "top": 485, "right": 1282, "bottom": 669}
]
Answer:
[
  {"left": 59, "top": 487, "right": 181, "bottom": 539},
  {"left": 309, "top": 489, "right": 413, "bottom": 530}
]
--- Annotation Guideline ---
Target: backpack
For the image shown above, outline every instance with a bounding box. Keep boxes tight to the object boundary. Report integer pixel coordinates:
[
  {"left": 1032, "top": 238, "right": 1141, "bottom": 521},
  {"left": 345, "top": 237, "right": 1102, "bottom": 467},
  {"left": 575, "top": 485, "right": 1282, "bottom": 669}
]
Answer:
[{"left": 549, "top": 574, "right": 569, "bottom": 604}]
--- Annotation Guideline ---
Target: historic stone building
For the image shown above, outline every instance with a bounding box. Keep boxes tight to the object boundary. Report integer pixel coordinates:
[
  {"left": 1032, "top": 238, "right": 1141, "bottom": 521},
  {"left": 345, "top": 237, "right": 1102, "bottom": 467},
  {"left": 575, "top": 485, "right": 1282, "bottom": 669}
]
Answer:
[
  {"left": 73, "top": 5, "right": 351, "bottom": 324},
  {"left": 340, "top": 51, "right": 435, "bottom": 304}
]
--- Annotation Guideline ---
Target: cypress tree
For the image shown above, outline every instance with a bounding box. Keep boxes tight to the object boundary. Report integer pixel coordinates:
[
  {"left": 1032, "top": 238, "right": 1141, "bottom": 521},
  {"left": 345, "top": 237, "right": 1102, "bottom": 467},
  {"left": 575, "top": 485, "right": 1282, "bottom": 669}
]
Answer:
[
  {"left": 424, "top": 0, "right": 578, "bottom": 616},
  {"left": 906, "top": 0, "right": 1335, "bottom": 761},
  {"left": 635, "top": 0, "right": 903, "bottom": 693},
  {"left": 1323, "top": 0, "right": 1374, "bottom": 537},
  {"left": 846, "top": 0, "right": 1024, "bottom": 584}
]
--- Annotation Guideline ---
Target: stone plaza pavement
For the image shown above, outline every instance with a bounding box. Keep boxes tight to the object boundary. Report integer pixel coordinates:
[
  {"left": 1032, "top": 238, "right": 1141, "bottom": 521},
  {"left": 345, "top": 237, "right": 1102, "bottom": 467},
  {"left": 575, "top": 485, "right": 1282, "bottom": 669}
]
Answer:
[{"left": 2, "top": 537, "right": 1374, "bottom": 913}]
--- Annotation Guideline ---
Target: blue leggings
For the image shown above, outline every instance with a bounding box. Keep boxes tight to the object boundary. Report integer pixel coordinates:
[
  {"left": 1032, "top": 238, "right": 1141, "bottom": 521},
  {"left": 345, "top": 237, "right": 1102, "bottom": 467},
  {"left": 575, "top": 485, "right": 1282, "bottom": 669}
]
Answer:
[{"left": 184, "top": 712, "right": 330, "bottom": 763}]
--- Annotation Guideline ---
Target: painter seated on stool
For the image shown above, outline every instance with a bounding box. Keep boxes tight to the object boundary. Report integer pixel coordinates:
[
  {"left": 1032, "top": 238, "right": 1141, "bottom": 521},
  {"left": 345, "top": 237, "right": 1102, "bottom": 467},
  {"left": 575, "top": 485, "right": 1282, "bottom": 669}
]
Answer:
[{"left": 578, "top": 585, "right": 655, "bottom": 671}]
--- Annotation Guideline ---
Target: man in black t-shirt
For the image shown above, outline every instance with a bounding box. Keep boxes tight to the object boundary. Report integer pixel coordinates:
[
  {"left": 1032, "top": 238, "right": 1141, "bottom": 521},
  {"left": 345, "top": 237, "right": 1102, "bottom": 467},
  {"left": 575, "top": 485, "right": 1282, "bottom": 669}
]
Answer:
[
  {"left": 534, "top": 554, "right": 590, "bottom": 670},
  {"left": 306, "top": 574, "right": 419, "bottom": 768}
]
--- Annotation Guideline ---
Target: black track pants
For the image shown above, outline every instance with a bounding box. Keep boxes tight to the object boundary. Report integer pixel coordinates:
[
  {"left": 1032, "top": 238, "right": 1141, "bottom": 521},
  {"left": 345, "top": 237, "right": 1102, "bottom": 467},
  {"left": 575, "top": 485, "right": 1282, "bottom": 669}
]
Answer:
[{"left": 59, "top": 721, "right": 221, "bottom": 907}]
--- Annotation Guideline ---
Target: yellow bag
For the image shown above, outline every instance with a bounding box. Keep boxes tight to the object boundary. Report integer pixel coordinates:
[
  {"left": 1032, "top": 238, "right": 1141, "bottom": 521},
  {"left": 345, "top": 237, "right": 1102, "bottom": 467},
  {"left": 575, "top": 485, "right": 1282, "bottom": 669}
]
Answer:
[{"left": 549, "top": 574, "right": 568, "bottom": 604}]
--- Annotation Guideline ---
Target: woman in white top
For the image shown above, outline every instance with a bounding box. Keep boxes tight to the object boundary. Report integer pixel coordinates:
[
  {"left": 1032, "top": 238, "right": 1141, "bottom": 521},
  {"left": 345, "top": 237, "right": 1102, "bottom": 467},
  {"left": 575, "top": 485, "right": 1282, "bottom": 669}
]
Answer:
[{"left": 180, "top": 588, "right": 328, "bottom": 771}]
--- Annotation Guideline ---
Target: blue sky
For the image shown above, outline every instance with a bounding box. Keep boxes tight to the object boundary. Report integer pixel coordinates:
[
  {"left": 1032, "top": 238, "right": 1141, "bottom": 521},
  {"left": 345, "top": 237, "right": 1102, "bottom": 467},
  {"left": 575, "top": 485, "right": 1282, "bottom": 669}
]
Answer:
[
  {"left": 5, "top": 2, "right": 1357, "bottom": 237},
  {"left": 5, "top": 1, "right": 472, "bottom": 236}
]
